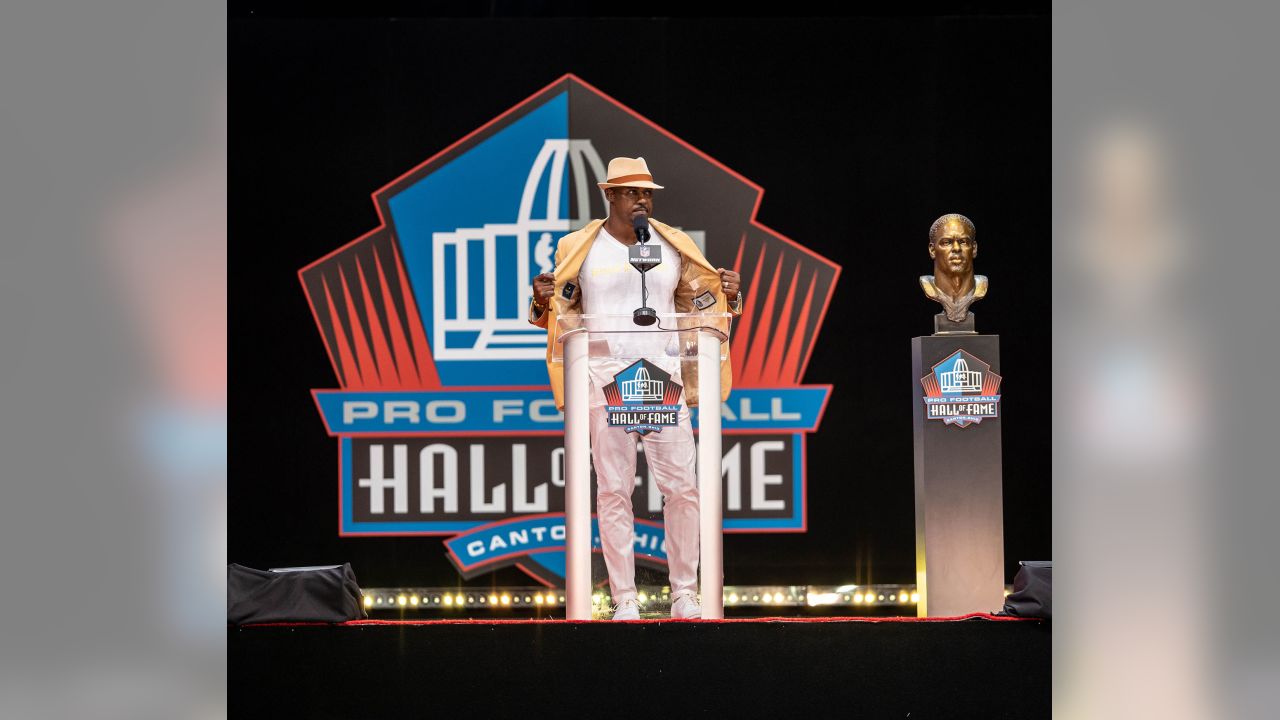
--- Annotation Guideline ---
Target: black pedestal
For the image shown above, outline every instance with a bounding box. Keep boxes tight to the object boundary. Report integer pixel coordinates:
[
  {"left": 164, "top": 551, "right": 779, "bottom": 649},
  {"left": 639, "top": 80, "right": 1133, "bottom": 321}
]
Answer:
[
  {"left": 933, "top": 312, "right": 976, "bottom": 335},
  {"left": 911, "top": 334, "right": 1005, "bottom": 617}
]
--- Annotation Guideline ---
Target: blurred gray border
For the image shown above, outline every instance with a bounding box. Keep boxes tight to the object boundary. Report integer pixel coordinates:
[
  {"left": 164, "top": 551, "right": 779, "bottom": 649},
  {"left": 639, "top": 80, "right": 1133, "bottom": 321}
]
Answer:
[
  {"left": 0, "top": 0, "right": 1276, "bottom": 715},
  {"left": 1057, "top": 1, "right": 1278, "bottom": 717},
  {"left": 0, "top": 1, "right": 226, "bottom": 717}
]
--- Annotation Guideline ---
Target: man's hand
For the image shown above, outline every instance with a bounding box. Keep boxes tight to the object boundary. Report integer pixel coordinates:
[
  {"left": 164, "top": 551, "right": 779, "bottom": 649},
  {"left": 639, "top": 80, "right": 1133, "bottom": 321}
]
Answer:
[
  {"left": 718, "top": 268, "right": 741, "bottom": 301},
  {"left": 532, "top": 272, "right": 554, "bottom": 309}
]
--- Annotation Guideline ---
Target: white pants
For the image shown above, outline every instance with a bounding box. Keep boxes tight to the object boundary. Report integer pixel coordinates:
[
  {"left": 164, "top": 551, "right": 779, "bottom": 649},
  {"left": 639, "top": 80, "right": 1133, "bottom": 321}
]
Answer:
[{"left": 590, "top": 404, "right": 699, "bottom": 603}]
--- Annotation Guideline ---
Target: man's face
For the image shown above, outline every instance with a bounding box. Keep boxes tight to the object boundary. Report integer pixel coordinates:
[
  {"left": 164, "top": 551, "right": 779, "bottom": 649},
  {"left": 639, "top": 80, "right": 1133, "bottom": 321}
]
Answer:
[
  {"left": 930, "top": 219, "right": 977, "bottom": 276},
  {"left": 606, "top": 186, "right": 655, "bottom": 221}
]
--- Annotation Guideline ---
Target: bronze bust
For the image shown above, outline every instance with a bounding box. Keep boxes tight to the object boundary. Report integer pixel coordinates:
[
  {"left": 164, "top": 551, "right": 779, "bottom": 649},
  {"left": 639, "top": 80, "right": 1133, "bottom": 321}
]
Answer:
[{"left": 920, "top": 213, "right": 986, "bottom": 328}]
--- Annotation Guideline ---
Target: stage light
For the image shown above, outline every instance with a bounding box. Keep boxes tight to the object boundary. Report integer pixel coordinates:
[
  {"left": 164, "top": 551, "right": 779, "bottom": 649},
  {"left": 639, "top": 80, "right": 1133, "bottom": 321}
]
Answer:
[{"left": 363, "top": 585, "right": 923, "bottom": 612}]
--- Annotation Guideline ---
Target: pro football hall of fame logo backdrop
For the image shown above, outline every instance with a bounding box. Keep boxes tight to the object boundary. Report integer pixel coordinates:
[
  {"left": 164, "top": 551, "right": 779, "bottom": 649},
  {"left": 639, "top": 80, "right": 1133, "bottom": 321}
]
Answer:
[{"left": 299, "top": 75, "right": 841, "bottom": 586}]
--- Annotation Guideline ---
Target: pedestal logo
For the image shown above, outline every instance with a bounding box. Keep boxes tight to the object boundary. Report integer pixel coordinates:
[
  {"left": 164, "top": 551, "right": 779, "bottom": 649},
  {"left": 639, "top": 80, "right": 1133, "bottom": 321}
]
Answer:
[{"left": 920, "top": 350, "right": 1002, "bottom": 427}]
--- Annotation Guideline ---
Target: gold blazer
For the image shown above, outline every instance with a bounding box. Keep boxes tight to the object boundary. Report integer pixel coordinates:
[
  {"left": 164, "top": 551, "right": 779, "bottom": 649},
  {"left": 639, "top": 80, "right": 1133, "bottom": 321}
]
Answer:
[{"left": 529, "top": 218, "right": 740, "bottom": 410}]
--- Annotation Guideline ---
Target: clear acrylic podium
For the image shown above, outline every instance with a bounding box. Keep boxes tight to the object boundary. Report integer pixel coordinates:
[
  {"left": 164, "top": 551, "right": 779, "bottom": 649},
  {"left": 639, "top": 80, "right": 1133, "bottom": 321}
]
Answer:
[{"left": 553, "top": 313, "right": 732, "bottom": 620}]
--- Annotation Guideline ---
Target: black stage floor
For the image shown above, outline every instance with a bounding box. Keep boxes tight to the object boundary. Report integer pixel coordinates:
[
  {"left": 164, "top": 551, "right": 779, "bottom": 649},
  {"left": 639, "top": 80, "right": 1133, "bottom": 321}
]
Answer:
[{"left": 231, "top": 614, "right": 1050, "bottom": 717}]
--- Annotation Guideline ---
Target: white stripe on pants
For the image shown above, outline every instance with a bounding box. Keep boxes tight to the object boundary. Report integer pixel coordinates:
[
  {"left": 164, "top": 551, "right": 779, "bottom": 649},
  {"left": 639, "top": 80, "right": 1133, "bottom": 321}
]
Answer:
[{"left": 590, "top": 404, "right": 699, "bottom": 603}]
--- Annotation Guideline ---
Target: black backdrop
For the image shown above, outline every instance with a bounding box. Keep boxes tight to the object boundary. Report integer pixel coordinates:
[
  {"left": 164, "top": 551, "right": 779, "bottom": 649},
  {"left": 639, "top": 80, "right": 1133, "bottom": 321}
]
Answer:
[{"left": 230, "top": 10, "right": 1050, "bottom": 589}]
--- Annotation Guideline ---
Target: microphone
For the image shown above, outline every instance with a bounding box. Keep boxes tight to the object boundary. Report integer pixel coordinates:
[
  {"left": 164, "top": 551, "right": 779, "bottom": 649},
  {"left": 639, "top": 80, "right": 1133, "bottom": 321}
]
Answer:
[
  {"left": 628, "top": 216, "right": 659, "bottom": 326},
  {"left": 633, "top": 214, "right": 651, "bottom": 244}
]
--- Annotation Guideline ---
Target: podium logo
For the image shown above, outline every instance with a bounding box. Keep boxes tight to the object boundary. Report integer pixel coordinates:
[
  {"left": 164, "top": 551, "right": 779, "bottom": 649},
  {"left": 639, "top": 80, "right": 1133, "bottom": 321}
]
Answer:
[
  {"left": 298, "top": 75, "right": 840, "bottom": 584},
  {"left": 603, "top": 359, "right": 684, "bottom": 434},
  {"left": 921, "top": 350, "right": 1002, "bottom": 427}
]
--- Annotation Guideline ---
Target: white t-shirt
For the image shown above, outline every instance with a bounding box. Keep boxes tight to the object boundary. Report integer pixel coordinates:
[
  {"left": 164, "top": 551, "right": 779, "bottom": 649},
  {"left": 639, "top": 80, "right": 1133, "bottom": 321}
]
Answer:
[
  {"left": 581, "top": 223, "right": 680, "bottom": 316},
  {"left": 580, "top": 222, "right": 683, "bottom": 405}
]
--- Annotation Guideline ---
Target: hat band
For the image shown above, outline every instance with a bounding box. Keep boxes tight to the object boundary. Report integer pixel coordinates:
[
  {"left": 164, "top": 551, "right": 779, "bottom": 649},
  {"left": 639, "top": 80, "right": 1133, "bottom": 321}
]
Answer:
[{"left": 605, "top": 173, "right": 654, "bottom": 184}]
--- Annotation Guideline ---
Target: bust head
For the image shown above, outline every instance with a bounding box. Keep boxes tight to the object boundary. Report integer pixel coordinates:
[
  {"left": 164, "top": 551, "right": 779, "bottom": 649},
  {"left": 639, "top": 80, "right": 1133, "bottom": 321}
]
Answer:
[
  {"left": 921, "top": 213, "right": 986, "bottom": 328},
  {"left": 928, "top": 214, "right": 977, "bottom": 282}
]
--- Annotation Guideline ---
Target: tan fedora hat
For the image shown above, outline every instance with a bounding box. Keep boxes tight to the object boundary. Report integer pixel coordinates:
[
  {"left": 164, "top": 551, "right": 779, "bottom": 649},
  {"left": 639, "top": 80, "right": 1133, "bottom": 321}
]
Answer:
[{"left": 596, "top": 156, "right": 665, "bottom": 190}]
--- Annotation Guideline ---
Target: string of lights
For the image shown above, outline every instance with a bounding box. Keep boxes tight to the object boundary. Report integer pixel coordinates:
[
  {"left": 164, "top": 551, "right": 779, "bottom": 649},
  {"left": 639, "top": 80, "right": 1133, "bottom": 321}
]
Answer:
[{"left": 357, "top": 584, "right": 1014, "bottom": 612}]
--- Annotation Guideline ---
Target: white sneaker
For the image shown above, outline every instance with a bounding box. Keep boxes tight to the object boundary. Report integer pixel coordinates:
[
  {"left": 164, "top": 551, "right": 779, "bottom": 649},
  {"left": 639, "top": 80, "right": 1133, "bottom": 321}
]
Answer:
[
  {"left": 612, "top": 598, "right": 640, "bottom": 621},
  {"left": 670, "top": 592, "right": 702, "bottom": 619}
]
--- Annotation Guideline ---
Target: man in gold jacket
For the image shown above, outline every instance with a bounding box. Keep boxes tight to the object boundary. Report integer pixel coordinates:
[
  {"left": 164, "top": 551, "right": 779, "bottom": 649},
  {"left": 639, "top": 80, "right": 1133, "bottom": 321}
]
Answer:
[{"left": 528, "top": 157, "right": 742, "bottom": 620}]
